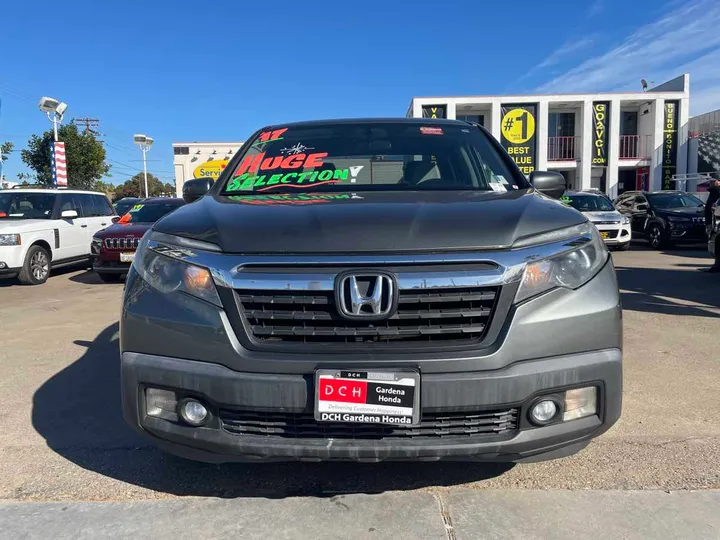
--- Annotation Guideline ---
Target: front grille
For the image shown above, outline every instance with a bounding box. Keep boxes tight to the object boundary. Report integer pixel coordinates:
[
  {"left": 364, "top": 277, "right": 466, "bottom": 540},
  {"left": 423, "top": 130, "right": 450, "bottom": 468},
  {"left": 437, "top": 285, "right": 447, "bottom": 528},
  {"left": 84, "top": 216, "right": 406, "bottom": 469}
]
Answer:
[
  {"left": 599, "top": 229, "right": 619, "bottom": 239},
  {"left": 220, "top": 408, "right": 518, "bottom": 440},
  {"left": 235, "top": 286, "right": 499, "bottom": 345},
  {"left": 104, "top": 237, "right": 140, "bottom": 250}
]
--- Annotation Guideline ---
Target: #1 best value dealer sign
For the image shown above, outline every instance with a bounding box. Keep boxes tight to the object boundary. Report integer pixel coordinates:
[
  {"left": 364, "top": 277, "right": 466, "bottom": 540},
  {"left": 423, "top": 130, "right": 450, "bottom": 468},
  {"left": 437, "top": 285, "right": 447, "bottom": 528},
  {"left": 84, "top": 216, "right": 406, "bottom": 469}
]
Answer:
[{"left": 500, "top": 104, "right": 538, "bottom": 176}]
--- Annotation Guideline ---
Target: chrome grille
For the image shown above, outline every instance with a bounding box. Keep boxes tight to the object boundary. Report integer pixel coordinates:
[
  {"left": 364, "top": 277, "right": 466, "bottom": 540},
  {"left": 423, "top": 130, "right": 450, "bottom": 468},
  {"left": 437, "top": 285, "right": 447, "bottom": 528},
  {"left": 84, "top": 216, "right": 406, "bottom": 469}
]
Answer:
[
  {"left": 220, "top": 408, "right": 518, "bottom": 440},
  {"left": 235, "top": 285, "right": 499, "bottom": 345},
  {"left": 104, "top": 237, "right": 140, "bottom": 250}
]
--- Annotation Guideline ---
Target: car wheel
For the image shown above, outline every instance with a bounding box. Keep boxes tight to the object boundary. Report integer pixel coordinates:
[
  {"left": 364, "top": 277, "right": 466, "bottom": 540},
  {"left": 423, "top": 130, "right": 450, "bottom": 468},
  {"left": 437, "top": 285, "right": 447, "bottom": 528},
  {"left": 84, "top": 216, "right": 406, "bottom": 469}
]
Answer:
[
  {"left": 648, "top": 224, "right": 666, "bottom": 250},
  {"left": 18, "top": 245, "right": 51, "bottom": 285},
  {"left": 98, "top": 273, "right": 122, "bottom": 283}
]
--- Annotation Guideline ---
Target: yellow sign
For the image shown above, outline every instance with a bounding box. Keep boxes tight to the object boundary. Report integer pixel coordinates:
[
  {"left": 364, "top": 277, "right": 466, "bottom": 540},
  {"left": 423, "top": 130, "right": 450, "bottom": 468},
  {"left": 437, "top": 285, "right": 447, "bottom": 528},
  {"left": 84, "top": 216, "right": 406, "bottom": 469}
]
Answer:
[
  {"left": 501, "top": 108, "right": 536, "bottom": 144},
  {"left": 193, "top": 159, "right": 228, "bottom": 179}
]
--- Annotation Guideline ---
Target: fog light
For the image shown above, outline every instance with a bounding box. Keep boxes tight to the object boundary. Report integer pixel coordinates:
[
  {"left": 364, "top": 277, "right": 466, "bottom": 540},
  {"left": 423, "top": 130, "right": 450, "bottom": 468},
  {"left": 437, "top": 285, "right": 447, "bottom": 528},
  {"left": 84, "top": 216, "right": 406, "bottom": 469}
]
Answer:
[
  {"left": 146, "top": 388, "right": 178, "bottom": 422},
  {"left": 179, "top": 398, "right": 208, "bottom": 426},
  {"left": 530, "top": 400, "right": 558, "bottom": 424},
  {"left": 564, "top": 387, "right": 597, "bottom": 421},
  {"left": 0, "top": 262, "right": 6, "bottom": 269}
]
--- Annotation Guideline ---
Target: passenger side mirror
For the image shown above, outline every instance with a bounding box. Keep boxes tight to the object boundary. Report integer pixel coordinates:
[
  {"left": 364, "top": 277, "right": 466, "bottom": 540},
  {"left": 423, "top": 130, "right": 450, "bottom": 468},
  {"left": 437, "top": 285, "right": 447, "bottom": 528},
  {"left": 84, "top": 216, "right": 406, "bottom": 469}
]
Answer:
[
  {"left": 61, "top": 210, "right": 78, "bottom": 219},
  {"left": 529, "top": 171, "right": 566, "bottom": 199},
  {"left": 183, "top": 178, "right": 214, "bottom": 203}
]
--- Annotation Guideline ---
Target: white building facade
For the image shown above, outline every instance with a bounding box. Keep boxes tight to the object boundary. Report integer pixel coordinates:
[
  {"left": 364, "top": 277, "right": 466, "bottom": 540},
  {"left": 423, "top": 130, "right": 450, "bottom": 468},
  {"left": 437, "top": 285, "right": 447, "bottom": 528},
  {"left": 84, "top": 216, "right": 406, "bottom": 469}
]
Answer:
[
  {"left": 408, "top": 74, "right": 691, "bottom": 198},
  {"left": 173, "top": 141, "right": 244, "bottom": 197}
]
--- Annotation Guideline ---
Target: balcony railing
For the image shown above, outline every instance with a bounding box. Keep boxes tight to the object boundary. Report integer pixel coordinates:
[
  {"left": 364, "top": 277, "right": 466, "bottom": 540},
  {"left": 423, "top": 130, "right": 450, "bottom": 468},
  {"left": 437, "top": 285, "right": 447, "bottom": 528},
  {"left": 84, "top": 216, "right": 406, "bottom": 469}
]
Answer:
[
  {"left": 547, "top": 136, "right": 580, "bottom": 161},
  {"left": 619, "top": 135, "right": 652, "bottom": 160}
]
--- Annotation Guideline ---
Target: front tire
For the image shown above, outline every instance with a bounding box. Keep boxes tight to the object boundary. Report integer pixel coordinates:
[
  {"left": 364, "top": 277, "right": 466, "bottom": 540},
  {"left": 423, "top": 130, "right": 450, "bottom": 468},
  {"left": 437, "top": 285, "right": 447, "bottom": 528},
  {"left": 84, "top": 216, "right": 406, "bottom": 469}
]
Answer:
[
  {"left": 648, "top": 224, "right": 667, "bottom": 250},
  {"left": 18, "top": 245, "right": 51, "bottom": 285}
]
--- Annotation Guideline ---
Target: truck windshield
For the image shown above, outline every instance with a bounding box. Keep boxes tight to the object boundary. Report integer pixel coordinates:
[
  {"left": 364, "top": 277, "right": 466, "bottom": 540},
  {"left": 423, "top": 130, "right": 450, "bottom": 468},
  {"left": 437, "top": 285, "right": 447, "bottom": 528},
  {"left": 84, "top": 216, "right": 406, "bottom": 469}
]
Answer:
[
  {"left": 0, "top": 193, "right": 56, "bottom": 219},
  {"left": 221, "top": 123, "right": 527, "bottom": 194}
]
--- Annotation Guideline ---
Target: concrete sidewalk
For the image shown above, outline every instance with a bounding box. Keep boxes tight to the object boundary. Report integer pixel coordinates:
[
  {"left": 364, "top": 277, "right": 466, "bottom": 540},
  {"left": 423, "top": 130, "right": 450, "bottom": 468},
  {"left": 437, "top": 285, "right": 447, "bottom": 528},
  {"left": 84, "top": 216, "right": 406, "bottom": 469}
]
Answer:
[{"left": 1, "top": 490, "right": 718, "bottom": 540}]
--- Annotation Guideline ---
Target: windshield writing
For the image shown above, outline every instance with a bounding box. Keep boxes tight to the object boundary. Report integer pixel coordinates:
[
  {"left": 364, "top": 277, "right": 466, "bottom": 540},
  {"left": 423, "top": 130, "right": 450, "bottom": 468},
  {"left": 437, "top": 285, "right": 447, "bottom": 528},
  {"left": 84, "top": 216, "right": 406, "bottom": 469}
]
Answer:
[{"left": 119, "top": 203, "right": 182, "bottom": 223}]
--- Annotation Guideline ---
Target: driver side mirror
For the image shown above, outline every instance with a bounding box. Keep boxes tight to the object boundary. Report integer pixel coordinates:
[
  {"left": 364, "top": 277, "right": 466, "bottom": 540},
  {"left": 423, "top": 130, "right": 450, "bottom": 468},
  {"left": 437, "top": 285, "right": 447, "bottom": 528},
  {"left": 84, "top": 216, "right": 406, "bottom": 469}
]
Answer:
[
  {"left": 61, "top": 210, "right": 78, "bottom": 219},
  {"left": 183, "top": 178, "right": 214, "bottom": 203},
  {"left": 111, "top": 216, "right": 121, "bottom": 224},
  {"left": 529, "top": 171, "right": 566, "bottom": 199}
]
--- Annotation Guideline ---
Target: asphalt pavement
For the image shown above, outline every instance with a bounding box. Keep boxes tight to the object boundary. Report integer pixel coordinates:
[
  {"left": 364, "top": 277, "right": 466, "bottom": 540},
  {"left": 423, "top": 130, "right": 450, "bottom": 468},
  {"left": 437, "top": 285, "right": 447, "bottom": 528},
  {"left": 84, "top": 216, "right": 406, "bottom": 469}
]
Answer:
[{"left": 0, "top": 243, "right": 718, "bottom": 538}]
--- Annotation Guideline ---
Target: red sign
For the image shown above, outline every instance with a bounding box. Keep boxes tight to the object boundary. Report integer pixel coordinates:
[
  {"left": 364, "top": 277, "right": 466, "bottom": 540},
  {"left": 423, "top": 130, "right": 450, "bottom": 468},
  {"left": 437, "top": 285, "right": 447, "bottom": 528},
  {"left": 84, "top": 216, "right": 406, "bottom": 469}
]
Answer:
[
  {"left": 318, "top": 378, "right": 367, "bottom": 404},
  {"left": 636, "top": 166, "right": 650, "bottom": 191},
  {"left": 235, "top": 152, "right": 328, "bottom": 176}
]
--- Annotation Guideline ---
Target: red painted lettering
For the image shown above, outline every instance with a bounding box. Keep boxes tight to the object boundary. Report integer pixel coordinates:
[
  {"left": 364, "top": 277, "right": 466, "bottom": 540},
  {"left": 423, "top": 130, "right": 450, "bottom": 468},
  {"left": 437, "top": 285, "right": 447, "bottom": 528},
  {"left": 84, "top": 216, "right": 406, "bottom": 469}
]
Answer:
[
  {"left": 258, "top": 127, "right": 288, "bottom": 142},
  {"left": 260, "top": 156, "right": 284, "bottom": 170},
  {"left": 305, "top": 152, "right": 328, "bottom": 168},
  {"left": 281, "top": 154, "right": 306, "bottom": 169},
  {"left": 235, "top": 153, "right": 264, "bottom": 175}
]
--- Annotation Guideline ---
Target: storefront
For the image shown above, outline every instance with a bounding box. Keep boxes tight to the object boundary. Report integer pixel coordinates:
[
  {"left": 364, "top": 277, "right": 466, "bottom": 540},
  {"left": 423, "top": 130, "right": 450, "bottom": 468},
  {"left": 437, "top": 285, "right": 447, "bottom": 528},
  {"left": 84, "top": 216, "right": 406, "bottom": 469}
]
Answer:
[{"left": 173, "top": 141, "right": 244, "bottom": 197}]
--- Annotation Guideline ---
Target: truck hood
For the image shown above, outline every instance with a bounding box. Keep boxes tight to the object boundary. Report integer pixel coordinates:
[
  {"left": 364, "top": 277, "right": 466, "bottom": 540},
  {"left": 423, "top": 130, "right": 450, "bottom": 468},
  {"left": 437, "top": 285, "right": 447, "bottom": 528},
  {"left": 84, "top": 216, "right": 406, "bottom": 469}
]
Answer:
[
  {"left": 153, "top": 190, "right": 587, "bottom": 253},
  {"left": 0, "top": 219, "right": 56, "bottom": 233},
  {"left": 95, "top": 222, "right": 153, "bottom": 238},
  {"left": 659, "top": 206, "right": 705, "bottom": 217}
]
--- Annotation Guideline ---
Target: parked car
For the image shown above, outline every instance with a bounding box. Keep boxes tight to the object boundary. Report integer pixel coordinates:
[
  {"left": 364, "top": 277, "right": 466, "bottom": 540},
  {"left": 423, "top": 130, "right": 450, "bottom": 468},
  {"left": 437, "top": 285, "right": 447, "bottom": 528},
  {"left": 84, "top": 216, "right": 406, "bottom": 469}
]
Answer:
[
  {"left": 120, "top": 118, "right": 622, "bottom": 464},
  {"left": 709, "top": 203, "right": 720, "bottom": 261},
  {"left": 113, "top": 197, "right": 143, "bottom": 217},
  {"left": 0, "top": 189, "right": 117, "bottom": 285},
  {"left": 614, "top": 190, "right": 706, "bottom": 249},
  {"left": 92, "top": 197, "right": 185, "bottom": 282},
  {"left": 560, "top": 191, "right": 631, "bottom": 250}
]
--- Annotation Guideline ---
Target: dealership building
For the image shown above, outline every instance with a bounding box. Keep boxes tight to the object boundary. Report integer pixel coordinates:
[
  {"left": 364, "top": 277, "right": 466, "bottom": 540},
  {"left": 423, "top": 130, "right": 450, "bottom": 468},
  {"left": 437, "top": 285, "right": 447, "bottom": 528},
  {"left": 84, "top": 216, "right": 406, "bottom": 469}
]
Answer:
[
  {"left": 407, "top": 74, "right": 692, "bottom": 198},
  {"left": 173, "top": 141, "right": 244, "bottom": 197}
]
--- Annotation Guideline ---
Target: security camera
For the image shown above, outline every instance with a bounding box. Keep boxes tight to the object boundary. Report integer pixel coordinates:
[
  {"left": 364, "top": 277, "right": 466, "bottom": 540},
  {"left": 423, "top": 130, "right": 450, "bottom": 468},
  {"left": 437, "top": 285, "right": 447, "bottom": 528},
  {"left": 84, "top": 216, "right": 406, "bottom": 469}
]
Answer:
[{"left": 38, "top": 96, "right": 60, "bottom": 113}]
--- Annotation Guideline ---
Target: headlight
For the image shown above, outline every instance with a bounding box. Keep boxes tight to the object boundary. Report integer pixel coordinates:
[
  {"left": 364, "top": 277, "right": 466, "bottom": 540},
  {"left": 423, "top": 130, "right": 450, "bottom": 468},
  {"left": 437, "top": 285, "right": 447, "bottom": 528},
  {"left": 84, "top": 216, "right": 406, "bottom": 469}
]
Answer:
[
  {"left": 515, "top": 223, "right": 608, "bottom": 303},
  {"left": 92, "top": 236, "right": 103, "bottom": 250},
  {"left": 621, "top": 216, "right": 631, "bottom": 225},
  {"left": 133, "top": 232, "right": 221, "bottom": 307},
  {"left": 666, "top": 216, "right": 689, "bottom": 222},
  {"left": 0, "top": 234, "right": 21, "bottom": 246}
]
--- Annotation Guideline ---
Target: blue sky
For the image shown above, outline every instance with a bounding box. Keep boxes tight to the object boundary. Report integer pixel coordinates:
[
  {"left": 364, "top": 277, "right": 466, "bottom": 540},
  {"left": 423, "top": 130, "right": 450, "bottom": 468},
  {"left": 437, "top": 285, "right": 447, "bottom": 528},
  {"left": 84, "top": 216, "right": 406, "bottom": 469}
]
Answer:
[{"left": 1, "top": 0, "right": 719, "bottom": 185}]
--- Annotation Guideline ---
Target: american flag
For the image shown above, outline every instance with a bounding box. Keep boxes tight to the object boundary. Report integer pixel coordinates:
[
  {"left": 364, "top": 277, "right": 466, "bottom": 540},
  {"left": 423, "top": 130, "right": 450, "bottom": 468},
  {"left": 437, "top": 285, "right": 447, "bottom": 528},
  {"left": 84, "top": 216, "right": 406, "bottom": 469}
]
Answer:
[{"left": 51, "top": 141, "right": 68, "bottom": 187}]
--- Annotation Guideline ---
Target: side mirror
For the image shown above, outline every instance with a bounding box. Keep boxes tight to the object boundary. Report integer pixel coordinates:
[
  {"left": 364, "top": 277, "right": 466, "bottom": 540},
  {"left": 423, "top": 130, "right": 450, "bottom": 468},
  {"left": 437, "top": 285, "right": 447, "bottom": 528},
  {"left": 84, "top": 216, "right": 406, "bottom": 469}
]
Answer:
[
  {"left": 61, "top": 210, "right": 78, "bottom": 219},
  {"left": 111, "top": 216, "right": 121, "bottom": 224},
  {"left": 529, "top": 171, "right": 566, "bottom": 199},
  {"left": 183, "top": 178, "right": 214, "bottom": 203},
  {"left": 635, "top": 204, "right": 648, "bottom": 212}
]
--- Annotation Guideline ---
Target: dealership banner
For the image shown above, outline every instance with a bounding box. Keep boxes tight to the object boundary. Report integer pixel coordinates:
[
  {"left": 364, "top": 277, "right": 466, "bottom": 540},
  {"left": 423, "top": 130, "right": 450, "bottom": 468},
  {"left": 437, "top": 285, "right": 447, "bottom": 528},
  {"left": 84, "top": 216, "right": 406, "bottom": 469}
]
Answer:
[
  {"left": 662, "top": 100, "right": 679, "bottom": 190},
  {"left": 500, "top": 104, "right": 537, "bottom": 176},
  {"left": 592, "top": 102, "right": 610, "bottom": 166},
  {"left": 421, "top": 105, "right": 446, "bottom": 119}
]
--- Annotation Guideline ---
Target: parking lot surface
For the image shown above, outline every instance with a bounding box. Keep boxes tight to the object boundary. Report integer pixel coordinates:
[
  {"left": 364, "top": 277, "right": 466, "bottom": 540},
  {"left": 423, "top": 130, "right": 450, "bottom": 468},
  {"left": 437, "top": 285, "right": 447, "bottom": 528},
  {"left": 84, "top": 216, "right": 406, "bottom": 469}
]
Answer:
[{"left": 0, "top": 246, "right": 718, "bottom": 503}]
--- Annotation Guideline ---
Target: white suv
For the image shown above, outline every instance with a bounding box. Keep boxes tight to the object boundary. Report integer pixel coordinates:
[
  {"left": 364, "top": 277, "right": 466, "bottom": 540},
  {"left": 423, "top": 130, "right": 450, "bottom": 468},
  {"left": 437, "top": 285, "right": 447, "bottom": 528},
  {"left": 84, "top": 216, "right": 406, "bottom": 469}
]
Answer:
[{"left": 0, "top": 189, "right": 118, "bottom": 285}]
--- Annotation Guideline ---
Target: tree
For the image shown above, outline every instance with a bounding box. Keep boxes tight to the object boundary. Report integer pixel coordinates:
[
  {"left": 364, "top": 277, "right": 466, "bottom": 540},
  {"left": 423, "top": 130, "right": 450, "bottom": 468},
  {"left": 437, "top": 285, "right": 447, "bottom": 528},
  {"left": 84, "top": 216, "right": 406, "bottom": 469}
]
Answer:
[
  {"left": 113, "top": 172, "right": 174, "bottom": 201},
  {"left": 0, "top": 141, "right": 13, "bottom": 183},
  {"left": 21, "top": 124, "right": 110, "bottom": 189}
]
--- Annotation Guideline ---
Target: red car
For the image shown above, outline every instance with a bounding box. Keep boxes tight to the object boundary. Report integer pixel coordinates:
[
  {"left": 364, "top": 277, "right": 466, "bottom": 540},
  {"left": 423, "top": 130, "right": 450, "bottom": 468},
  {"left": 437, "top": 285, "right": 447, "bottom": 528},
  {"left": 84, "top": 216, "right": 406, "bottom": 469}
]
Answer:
[{"left": 91, "top": 198, "right": 185, "bottom": 282}]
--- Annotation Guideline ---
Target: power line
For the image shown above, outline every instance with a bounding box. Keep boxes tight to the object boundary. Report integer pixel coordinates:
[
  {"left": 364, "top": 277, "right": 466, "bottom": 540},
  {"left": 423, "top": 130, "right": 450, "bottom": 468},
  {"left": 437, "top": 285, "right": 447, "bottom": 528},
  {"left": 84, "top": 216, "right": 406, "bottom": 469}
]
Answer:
[{"left": 72, "top": 117, "right": 101, "bottom": 138}]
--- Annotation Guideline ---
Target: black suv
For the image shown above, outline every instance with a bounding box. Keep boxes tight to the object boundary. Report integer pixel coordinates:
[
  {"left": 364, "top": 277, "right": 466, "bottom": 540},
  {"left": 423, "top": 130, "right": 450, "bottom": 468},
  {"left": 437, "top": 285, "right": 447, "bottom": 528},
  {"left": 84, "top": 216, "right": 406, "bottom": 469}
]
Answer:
[
  {"left": 120, "top": 118, "right": 622, "bottom": 464},
  {"left": 614, "top": 191, "right": 706, "bottom": 249}
]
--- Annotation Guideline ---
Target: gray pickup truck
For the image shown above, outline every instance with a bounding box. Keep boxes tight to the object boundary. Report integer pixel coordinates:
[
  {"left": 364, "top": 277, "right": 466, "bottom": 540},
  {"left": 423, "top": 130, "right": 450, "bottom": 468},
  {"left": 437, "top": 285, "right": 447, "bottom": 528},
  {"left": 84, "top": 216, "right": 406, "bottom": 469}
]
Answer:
[{"left": 120, "top": 118, "right": 622, "bottom": 463}]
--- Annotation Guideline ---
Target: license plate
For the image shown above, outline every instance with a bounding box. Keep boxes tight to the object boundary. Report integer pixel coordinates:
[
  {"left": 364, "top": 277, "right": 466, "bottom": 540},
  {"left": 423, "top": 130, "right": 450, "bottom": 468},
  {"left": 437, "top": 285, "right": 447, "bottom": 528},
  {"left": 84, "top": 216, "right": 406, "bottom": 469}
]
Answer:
[
  {"left": 600, "top": 231, "right": 609, "bottom": 239},
  {"left": 120, "top": 252, "right": 135, "bottom": 263},
  {"left": 315, "top": 369, "right": 420, "bottom": 426}
]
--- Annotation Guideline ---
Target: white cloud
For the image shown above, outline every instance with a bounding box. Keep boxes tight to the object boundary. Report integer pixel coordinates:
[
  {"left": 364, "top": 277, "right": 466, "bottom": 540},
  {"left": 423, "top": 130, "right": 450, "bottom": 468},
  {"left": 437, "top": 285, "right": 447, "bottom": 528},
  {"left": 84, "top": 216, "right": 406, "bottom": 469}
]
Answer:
[
  {"left": 535, "top": 0, "right": 720, "bottom": 115},
  {"left": 586, "top": 0, "right": 604, "bottom": 18},
  {"left": 517, "top": 37, "right": 596, "bottom": 82}
]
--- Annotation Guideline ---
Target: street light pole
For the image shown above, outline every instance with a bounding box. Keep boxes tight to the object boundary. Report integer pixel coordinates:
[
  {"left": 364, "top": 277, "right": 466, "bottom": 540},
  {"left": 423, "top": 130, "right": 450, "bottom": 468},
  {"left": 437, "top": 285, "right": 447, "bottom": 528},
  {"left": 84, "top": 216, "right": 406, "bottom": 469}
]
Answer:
[{"left": 133, "top": 134, "right": 154, "bottom": 199}]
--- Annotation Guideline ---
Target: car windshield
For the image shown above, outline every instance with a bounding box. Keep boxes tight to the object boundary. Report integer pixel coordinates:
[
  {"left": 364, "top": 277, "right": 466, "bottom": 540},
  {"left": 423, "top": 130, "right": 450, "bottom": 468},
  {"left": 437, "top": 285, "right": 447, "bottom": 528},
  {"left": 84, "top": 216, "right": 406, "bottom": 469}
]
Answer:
[
  {"left": 563, "top": 194, "right": 615, "bottom": 212},
  {"left": 0, "top": 192, "right": 56, "bottom": 219},
  {"left": 647, "top": 193, "right": 703, "bottom": 209},
  {"left": 119, "top": 202, "right": 182, "bottom": 223},
  {"left": 115, "top": 200, "right": 140, "bottom": 215},
  {"left": 220, "top": 122, "right": 528, "bottom": 194}
]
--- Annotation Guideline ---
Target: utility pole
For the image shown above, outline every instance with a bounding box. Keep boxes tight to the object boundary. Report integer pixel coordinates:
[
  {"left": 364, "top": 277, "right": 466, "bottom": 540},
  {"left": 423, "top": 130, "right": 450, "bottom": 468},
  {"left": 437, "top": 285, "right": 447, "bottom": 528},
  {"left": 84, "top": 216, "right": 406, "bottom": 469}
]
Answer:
[{"left": 72, "top": 117, "right": 101, "bottom": 137}]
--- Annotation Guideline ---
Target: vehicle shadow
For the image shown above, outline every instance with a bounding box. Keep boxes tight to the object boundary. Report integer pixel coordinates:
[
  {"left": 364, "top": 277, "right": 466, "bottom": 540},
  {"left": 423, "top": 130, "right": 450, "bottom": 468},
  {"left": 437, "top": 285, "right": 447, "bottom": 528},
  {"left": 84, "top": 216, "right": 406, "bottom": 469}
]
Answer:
[
  {"left": 0, "top": 262, "right": 91, "bottom": 287},
  {"left": 68, "top": 269, "right": 127, "bottom": 285},
  {"left": 31, "top": 323, "right": 513, "bottom": 499},
  {"left": 616, "top": 266, "right": 720, "bottom": 317}
]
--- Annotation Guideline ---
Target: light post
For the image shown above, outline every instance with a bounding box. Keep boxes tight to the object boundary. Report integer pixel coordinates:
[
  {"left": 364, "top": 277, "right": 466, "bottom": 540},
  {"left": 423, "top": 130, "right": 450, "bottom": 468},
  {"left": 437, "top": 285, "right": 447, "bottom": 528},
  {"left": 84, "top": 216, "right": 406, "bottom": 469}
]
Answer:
[
  {"left": 38, "top": 96, "right": 68, "bottom": 142},
  {"left": 133, "top": 134, "right": 154, "bottom": 198}
]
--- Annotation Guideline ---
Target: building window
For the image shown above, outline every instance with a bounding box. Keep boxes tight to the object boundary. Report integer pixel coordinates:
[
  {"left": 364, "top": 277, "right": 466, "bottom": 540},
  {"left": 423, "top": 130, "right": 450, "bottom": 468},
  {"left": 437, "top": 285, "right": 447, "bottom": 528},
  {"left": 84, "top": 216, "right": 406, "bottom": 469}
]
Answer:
[
  {"left": 548, "top": 113, "right": 575, "bottom": 137},
  {"left": 457, "top": 114, "right": 484, "bottom": 126},
  {"left": 621, "top": 112, "right": 638, "bottom": 135}
]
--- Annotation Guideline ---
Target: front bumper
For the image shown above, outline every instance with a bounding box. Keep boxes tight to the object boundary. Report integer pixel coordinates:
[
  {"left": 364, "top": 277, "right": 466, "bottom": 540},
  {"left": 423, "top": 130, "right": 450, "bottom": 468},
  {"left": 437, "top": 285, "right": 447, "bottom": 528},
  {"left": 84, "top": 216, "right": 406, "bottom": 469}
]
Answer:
[
  {"left": 121, "top": 348, "right": 622, "bottom": 463},
  {"left": 93, "top": 259, "right": 131, "bottom": 274},
  {"left": 594, "top": 224, "right": 631, "bottom": 246}
]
